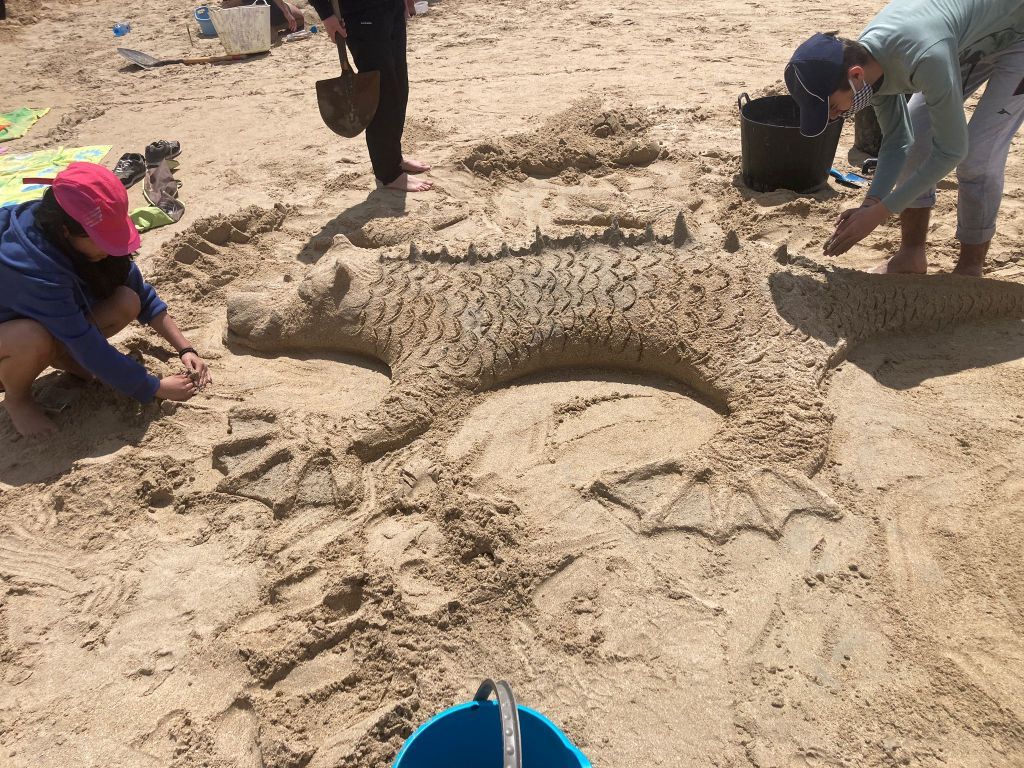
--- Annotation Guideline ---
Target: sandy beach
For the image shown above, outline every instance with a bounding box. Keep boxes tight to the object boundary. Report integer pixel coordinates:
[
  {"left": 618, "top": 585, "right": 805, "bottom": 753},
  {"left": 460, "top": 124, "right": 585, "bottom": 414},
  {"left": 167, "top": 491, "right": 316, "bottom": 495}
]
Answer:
[{"left": 1, "top": 0, "right": 1023, "bottom": 766}]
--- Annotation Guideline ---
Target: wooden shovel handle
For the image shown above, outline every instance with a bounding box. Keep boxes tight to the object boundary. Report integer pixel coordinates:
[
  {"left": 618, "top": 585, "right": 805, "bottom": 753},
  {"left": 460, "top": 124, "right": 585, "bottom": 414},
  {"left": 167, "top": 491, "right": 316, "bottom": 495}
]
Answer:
[
  {"left": 335, "top": 37, "right": 354, "bottom": 73},
  {"left": 328, "top": 0, "right": 353, "bottom": 73},
  {"left": 179, "top": 53, "right": 251, "bottom": 65}
]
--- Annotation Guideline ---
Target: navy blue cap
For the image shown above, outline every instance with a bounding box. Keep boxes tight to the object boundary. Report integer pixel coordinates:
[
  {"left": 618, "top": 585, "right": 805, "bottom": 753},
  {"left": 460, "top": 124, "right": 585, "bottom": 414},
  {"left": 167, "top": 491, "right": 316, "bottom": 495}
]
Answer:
[{"left": 785, "top": 33, "right": 844, "bottom": 137}]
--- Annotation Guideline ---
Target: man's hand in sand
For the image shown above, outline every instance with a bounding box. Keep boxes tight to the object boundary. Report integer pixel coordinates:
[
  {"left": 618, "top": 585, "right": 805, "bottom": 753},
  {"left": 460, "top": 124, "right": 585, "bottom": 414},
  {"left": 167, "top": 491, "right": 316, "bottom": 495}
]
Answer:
[
  {"left": 157, "top": 374, "right": 199, "bottom": 402},
  {"left": 405, "top": 0, "right": 417, "bottom": 17},
  {"left": 181, "top": 352, "right": 213, "bottom": 390},
  {"left": 823, "top": 197, "right": 890, "bottom": 256},
  {"left": 324, "top": 14, "right": 347, "bottom": 41}
]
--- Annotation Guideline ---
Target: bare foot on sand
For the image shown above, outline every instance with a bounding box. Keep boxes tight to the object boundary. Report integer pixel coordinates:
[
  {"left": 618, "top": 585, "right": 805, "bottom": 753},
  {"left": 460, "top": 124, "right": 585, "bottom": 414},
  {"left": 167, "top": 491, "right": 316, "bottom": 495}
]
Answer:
[
  {"left": 401, "top": 157, "right": 432, "bottom": 174},
  {"left": 869, "top": 245, "right": 927, "bottom": 274},
  {"left": 951, "top": 253, "right": 985, "bottom": 277},
  {"left": 384, "top": 173, "right": 433, "bottom": 192},
  {"left": 3, "top": 397, "right": 58, "bottom": 438}
]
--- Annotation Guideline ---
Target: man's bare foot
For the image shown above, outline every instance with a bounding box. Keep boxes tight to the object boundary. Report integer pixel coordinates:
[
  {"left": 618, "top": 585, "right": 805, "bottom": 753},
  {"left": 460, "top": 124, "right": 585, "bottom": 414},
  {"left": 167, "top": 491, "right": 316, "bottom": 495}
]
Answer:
[
  {"left": 384, "top": 173, "right": 433, "bottom": 192},
  {"left": 951, "top": 250, "right": 986, "bottom": 277},
  {"left": 951, "top": 262, "right": 985, "bottom": 277},
  {"left": 401, "top": 157, "right": 431, "bottom": 174},
  {"left": 3, "top": 398, "right": 58, "bottom": 438},
  {"left": 869, "top": 245, "right": 927, "bottom": 274}
]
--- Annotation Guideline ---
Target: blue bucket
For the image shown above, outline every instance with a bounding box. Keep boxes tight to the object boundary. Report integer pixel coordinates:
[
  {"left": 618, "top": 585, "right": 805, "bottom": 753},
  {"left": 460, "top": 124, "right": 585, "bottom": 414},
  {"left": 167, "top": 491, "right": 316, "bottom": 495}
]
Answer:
[
  {"left": 194, "top": 6, "right": 217, "bottom": 37},
  {"left": 394, "top": 680, "right": 591, "bottom": 768}
]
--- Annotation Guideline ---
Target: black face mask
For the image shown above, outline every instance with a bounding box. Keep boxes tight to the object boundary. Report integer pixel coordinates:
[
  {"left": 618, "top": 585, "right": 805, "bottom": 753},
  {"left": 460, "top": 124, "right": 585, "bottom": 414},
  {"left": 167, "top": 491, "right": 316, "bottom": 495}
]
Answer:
[{"left": 69, "top": 251, "right": 133, "bottom": 300}]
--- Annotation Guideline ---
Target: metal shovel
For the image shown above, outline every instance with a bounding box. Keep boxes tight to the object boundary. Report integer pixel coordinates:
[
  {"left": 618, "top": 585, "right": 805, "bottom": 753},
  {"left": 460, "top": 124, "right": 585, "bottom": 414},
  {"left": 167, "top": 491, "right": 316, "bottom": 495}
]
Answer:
[
  {"left": 117, "top": 47, "right": 261, "bottom": 69},
  {"left": 315, "top": 0, "right": 380, "bottom": 137}
]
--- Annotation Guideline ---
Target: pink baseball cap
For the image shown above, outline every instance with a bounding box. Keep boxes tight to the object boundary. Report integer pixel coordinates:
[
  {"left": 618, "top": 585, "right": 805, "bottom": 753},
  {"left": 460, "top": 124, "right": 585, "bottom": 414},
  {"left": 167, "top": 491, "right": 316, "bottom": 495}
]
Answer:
[{"left": 24, "top": 162, "right": 141, "bottom": 256}]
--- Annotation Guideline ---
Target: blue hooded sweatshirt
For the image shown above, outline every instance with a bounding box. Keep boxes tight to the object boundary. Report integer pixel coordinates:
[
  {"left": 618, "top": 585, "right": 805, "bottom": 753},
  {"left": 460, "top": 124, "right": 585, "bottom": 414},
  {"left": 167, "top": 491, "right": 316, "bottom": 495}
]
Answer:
[{"left": 0, "top": 200, "right": 165, "bottom": 403}]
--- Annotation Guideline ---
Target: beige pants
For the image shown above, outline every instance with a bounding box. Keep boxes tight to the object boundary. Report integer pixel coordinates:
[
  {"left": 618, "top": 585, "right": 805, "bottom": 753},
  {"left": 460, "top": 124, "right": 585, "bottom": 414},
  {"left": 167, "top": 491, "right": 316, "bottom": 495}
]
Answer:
[{"left": 898, "top": 39, "right": 1024, "bottom": 244}]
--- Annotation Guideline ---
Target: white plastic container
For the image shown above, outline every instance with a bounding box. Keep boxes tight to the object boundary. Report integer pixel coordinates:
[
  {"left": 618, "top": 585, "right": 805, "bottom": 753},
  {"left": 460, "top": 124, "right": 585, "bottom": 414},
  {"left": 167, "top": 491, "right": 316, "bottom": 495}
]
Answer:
[
  {"left": 414, "top": 1, "right": 428, "bottom": 14},
  {"left": 209, "top": 0, "right": 271, "bottom": 55}
]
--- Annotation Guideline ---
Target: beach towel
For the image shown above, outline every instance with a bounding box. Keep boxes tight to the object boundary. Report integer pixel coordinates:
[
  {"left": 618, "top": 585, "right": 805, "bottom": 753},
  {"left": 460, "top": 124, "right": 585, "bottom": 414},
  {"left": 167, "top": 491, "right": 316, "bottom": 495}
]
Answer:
[
  {"left": 0, "top": 145, "right": 111, "bottom": 208},
  {"left": 129, "top": 205, "right": 176, "bottom": 233},
  {"left": 0, "top": 107, "right": 51, "bottom": 143}
]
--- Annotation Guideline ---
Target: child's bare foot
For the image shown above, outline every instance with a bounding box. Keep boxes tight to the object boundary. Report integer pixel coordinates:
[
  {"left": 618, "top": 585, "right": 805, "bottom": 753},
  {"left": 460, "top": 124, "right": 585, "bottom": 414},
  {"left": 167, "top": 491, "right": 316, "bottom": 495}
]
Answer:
[
  {"left": 869, "top": 245, "right": 927, "bottom": 274},
  {"left": 3, "top": 397, "right": 58, "bottom": 438},
  {"left": 401, "top": 157, "right": 431, "bottom": 174},
  {"left": 384, "top": 173, "right": 433, "bottom": 192}
]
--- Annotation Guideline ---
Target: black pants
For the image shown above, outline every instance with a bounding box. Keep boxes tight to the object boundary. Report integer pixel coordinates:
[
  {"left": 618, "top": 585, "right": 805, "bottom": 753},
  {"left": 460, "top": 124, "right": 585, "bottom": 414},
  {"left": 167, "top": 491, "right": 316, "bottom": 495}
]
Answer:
[{"left": 343, "top": 0, "right": 408, "bottom": 185}]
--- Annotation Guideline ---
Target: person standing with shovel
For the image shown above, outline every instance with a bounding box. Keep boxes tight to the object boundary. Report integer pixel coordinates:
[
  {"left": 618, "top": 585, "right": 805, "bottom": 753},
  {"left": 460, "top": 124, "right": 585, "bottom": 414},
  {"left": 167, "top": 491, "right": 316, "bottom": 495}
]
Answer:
[{"left": 310, "top": 0, "right": 433, "bottom": 192}]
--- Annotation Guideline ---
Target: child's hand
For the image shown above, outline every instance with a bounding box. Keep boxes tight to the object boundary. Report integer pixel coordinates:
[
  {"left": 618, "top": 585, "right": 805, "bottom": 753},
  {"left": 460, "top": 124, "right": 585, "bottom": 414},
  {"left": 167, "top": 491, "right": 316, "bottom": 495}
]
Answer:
[
  {"left": 157, "top": 374, "right": 198, "bottom": 402},
  {"left": 181, "top": 352, "right": 212, "bottom": 390}
]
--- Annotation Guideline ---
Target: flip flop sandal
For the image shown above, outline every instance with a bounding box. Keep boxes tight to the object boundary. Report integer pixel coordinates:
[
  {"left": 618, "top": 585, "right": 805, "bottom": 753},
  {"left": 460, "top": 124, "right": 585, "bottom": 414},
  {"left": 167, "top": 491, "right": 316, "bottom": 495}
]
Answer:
[{"left": 145, "top": 139, "right": 181, "bottom": 167}]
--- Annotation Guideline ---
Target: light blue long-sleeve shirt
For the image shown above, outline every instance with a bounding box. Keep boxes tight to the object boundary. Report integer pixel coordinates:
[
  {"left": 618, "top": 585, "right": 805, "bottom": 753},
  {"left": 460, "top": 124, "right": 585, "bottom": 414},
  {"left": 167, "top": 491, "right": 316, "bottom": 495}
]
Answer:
[{"left": 861, "top": 0, "right": 1024, "bottom": 212}]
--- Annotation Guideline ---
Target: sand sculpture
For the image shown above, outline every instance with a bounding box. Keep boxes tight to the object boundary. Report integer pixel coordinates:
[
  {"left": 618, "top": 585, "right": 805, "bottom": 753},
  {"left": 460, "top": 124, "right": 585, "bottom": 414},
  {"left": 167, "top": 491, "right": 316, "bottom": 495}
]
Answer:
[
  {"left": 225, "top": 217, "right": 1024, "bottom": 542},
  {"left": 461, "top": 98, "right": 663, "bottom": 179}
]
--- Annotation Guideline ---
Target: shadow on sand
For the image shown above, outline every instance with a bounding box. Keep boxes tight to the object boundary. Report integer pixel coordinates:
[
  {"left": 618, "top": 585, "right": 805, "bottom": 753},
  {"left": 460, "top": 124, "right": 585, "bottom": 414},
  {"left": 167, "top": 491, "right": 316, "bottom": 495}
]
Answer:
[{"left": 296, "top": 188, "right": 408, "bottom": 265}]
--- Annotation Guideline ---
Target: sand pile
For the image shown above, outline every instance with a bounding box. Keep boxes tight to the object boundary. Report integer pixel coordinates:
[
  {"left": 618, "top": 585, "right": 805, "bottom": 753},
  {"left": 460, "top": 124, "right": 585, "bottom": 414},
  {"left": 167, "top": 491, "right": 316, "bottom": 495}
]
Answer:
[
  {"left": 461, "top": 98, "right": 663, "bottom": 180},
  {"left": 149, "top": 204, "right": 288, "bottom": 306}
]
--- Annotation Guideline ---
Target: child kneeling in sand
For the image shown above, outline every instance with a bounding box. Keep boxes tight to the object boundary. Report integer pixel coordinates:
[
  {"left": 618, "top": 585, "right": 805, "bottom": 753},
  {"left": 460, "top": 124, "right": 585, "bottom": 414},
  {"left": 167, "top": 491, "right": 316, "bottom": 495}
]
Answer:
[{"left": 0, "top": 163, "right": 211, "bottom": 438}]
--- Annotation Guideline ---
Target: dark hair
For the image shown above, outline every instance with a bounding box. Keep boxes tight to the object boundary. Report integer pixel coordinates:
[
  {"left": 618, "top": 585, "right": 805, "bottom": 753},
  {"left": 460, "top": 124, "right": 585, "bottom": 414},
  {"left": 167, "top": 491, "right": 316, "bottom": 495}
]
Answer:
[
  {"left": 34, "top": 188, "right": 133, "bottom": 300},
  {"left": 833, "top": 35, "right": 871, "bottom": 92}
]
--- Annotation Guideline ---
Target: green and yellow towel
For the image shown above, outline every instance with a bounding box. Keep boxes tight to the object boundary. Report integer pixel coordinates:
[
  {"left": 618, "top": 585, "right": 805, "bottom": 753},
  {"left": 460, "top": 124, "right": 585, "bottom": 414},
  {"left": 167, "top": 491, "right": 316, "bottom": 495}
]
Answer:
[
  {"left": 0, "top": 107, "right": 51, "bottom": 143},
  {"left": 0, "top": 145, "right": 111, "bottom": 208}
]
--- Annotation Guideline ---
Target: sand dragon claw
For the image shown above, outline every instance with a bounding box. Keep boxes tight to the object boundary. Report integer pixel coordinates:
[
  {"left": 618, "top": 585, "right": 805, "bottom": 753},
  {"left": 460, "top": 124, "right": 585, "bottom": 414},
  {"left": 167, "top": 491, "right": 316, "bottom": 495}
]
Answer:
[{"left": 589, "top": 458, "right": 841, "bottom": 543}]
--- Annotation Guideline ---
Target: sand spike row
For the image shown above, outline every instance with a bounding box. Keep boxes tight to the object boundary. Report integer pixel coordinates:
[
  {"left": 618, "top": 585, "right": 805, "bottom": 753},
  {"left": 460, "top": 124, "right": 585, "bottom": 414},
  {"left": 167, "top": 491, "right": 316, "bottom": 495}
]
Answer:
[
  {"left": 392, "top": 209, "right": 700, "bottom": 264},
  {"left": 673, "top": 212, "right": 690, "bottom": 246},
  {"left": 601, "top": 219, "right": 624, "bottom": 246},
  {"left": 533, "top": 226, "right": 545, "bottom": 254}
]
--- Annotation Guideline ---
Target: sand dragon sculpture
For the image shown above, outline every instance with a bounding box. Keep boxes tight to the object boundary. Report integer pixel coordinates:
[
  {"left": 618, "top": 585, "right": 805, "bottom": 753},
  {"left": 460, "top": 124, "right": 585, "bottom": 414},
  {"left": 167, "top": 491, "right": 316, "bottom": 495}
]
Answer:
[{"left": 222, "top": 216, "right": 1024, "bottom": 541}]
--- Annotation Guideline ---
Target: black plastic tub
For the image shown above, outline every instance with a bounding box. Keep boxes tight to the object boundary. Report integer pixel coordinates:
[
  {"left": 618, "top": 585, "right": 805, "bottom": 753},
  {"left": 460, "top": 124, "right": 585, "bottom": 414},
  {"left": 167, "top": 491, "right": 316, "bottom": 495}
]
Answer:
[{"left": 738, "top": 93, "right": 843, "bottom": 193}]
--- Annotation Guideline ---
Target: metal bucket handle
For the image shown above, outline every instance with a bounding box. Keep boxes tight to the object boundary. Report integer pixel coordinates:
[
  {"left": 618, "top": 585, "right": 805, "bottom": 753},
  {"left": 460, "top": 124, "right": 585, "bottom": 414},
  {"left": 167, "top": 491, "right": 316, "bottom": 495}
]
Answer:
[
  {"left": 738, "top": 92, "right": 750, "bottom": 114},
  {"left": 474, "top": 679, "right": 523, "bottom": 768}
]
